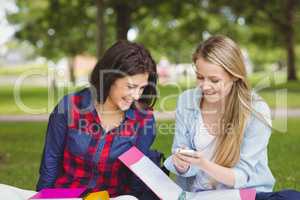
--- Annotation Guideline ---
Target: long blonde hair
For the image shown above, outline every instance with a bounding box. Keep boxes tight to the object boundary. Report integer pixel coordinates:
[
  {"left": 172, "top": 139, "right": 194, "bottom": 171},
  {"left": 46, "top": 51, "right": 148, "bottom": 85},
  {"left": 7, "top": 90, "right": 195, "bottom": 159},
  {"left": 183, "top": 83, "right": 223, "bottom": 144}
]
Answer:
[{"left": 193, "top": 35, "right": 252, "bottom": 168}]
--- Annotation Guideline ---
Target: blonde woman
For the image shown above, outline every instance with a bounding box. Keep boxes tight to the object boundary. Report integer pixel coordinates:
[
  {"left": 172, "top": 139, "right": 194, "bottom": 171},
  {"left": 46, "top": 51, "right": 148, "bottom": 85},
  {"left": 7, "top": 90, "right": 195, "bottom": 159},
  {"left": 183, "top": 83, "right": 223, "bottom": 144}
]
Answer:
[{"left": 164, "top": 35, "right": 299, "bottom": 200}]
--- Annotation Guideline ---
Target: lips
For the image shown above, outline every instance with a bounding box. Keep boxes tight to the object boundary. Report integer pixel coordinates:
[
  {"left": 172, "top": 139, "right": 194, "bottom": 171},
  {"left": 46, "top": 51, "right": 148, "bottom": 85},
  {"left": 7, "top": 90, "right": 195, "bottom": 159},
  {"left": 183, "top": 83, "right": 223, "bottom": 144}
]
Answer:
[
  {"left": 122, "top": 97, "right": 133, "bottom": 105},
  {"left": 204, "top": 92, "right": 217, "bottom": 95}
]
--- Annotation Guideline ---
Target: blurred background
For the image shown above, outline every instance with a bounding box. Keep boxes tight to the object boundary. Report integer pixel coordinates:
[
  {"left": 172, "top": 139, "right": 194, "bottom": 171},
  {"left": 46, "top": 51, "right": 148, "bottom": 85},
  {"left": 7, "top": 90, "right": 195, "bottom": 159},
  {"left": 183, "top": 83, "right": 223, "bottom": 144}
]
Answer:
[{"left": 0, "top": 0, "right": 299, "bottom": 191}]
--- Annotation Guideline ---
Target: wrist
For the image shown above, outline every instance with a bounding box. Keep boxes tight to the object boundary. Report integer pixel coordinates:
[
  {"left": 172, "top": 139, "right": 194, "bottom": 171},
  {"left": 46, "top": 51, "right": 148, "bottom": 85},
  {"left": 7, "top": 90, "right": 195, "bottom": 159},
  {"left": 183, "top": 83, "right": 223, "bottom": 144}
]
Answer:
[{"left": 197, "top": 157, "right": 209, "bottom": 169}]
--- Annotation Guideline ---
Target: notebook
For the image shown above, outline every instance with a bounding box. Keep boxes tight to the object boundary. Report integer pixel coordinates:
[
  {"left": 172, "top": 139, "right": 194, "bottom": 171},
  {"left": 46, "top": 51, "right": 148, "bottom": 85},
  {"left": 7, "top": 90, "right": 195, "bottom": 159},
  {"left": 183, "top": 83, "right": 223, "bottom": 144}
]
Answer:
[
  {"left": 119, "top": 146, "right": 183, "bottom": 199},
  {"left": 118, "top": 146, "right": 256, "bottom": 200},
  {"left": 29, "top": 188, "right": 86, "bottom": 200}
]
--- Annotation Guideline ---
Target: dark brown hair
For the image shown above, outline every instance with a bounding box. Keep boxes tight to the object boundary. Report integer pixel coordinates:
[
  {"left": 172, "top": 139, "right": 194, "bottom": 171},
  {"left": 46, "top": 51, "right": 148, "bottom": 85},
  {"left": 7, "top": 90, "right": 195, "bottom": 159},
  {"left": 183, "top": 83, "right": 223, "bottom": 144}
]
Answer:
[{"left": 90, "top": 40, "right": 157, "bottom": 109}]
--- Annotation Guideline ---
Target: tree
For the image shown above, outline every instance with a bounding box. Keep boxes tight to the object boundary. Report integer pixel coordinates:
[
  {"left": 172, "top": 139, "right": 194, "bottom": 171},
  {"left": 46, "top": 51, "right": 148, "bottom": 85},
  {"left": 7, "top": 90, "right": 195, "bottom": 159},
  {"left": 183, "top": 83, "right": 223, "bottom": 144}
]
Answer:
[
  {"left": 133, "top": 0, "right": 240, "bottom": 63},
  {"left": 212, "top": 0, "right": 299, "bottom": 81},
  {"left": 107, "top": 0, "right": 163, "bottom": 40},
  {"left": 9, "top": 0, "right": 99, "bottom": 84},
  {"left": 96, "top": 0, "right": 106, "bottom": 59}
]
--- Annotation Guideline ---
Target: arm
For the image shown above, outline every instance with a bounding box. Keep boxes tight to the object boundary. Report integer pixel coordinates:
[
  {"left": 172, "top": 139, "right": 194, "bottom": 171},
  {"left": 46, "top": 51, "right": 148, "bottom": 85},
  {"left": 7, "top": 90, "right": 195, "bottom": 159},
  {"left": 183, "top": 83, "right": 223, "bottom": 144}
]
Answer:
[
  {"left": 164, "top": 93, "right": 199, "bottom": 177},
  {"left": 179, "top": 153, "right": 235, "bottom": 186},
  {"left": 180, "top": 101, "right": 272, "bottom": 188},
  {"left": 36, "top": 104, "right": 67, "bottom": 191},
  {"left": 232, "top": 101, "right": 272, "bottom": 188},
  {"left": 134, "top": 113, "right": 156, "bottom": 155}
]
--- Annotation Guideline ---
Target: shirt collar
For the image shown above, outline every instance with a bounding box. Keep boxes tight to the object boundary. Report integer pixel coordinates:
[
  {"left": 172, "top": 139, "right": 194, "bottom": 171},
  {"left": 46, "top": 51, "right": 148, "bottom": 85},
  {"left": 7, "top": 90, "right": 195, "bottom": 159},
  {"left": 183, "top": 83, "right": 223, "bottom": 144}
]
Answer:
[
  {"left": 184, "top": 87, "right": 203, "bottom": 111},
  {"left": 125, "top": 108, "right": 135, "bottom": 120}
]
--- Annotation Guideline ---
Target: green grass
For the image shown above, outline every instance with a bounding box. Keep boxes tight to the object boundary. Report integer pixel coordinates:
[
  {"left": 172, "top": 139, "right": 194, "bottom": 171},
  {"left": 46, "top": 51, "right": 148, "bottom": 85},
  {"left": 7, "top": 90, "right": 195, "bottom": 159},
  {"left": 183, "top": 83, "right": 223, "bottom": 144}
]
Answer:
[
  {"left": 0, "top": 122, "right": 45, "bottom": 190},
  {"left": 0, "top": 119, "right": 299, "bottom": 191},
  {"left": 0, "top": 86, "right": 78, "bottom": 115},
  {"left": 0, "top": 64, "right": 48, "bottom": 76}
]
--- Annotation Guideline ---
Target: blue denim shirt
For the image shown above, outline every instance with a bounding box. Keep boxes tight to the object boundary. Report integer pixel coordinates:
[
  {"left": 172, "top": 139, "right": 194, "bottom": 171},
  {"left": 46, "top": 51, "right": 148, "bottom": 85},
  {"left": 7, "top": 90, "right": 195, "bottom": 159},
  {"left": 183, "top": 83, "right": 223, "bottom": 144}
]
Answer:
[{"left": 164, "top": 87, "right": 275, "bottom": 192}]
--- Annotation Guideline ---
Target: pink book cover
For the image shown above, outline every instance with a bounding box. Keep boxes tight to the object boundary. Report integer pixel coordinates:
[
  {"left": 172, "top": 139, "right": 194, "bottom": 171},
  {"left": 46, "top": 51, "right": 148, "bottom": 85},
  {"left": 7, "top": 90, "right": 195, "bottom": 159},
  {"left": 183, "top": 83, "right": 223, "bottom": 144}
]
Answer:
[
  {"left": 29, "top": 188, "right": 86, "bottom": 199},
  {"left": 119, "top": 146, "right": 256, "bottom": 200}
]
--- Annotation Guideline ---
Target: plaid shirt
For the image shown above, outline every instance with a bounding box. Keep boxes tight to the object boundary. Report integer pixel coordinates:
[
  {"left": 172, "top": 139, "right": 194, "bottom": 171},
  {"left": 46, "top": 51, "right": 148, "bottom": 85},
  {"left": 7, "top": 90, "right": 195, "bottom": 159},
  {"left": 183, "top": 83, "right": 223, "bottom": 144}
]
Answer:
[{"left": 37, "top": 88, "right": 156, "bottom": 197}]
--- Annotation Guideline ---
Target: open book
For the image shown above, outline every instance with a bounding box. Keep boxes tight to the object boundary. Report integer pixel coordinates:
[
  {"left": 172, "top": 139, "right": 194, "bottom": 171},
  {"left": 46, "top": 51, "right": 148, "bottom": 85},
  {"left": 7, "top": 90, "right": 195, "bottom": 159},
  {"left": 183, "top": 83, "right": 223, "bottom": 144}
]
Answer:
[{"left": 118, "top": 146, "right": 256, "bottom": 200}]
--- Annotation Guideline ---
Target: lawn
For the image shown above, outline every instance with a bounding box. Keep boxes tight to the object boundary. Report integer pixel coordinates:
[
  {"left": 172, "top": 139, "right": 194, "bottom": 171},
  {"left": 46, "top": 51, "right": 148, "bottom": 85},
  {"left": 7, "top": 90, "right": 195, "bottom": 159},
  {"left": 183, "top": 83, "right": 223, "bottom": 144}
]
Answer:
[
  {"left": 0, "top": 119, "right": 299, "bottom": 191},
  {"left": 1, "top": 82, "right": 300, "bottom": 115}
]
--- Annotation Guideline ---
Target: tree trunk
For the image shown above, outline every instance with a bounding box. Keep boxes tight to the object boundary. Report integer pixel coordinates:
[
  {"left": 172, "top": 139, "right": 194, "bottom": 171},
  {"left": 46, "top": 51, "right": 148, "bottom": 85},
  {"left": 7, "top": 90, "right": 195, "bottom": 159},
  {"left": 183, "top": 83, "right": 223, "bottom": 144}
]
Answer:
[
  {"left": 285, "top": 0, "right": 297, "bottom": 81},
  {"left": 114, "top": 3, "right": 131, "bottom": 40},
  {"left": 96, "top": 0, "right": 106, "bottom": 59},
  {"left": 68, "top": 57, "right": 76, "bottom": 85}
]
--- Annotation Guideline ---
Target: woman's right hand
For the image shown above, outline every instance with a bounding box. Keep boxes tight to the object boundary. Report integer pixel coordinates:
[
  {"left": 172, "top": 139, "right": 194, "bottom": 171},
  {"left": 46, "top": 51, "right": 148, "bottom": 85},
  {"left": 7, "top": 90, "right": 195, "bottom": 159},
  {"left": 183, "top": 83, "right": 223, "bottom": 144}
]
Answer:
[{"left": 172, "top": 152, "right": 190, "bottom": 174}]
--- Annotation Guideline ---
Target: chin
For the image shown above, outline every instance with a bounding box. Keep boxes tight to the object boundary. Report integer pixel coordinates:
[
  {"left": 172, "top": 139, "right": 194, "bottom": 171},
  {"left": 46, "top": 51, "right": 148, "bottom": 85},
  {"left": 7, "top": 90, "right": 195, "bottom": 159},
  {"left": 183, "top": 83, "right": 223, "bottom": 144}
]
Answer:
[
  {"left": 204, "top": 95, "right": 221, "bottom": 103},
  {"left": 118, "top": 103, "right": 131, "bottom": 111}
]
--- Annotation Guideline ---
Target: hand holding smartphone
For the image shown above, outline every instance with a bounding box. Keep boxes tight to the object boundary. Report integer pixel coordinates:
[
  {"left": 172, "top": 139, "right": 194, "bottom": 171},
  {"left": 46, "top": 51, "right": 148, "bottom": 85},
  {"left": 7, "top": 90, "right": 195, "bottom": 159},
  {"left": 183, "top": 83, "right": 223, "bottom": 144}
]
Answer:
[{"left": 176, "top": 148, "right": 198, "bottom": 158}]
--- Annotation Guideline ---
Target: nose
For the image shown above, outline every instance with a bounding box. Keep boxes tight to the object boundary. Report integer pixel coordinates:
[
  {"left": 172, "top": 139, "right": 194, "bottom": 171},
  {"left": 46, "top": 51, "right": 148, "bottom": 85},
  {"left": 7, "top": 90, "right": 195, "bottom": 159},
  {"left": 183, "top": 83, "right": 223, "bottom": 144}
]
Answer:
[
  {"left": 201, "top": 79, "right": 212, "bottom": 91},
  {"left": 131, "top": 88, "right": 141, "bottom": 101}
]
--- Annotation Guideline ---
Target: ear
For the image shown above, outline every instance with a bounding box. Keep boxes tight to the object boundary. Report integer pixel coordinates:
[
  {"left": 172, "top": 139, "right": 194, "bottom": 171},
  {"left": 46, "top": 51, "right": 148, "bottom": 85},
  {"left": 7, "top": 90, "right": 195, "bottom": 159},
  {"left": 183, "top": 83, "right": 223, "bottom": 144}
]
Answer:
[{"left": 232, "top": 76, "right": 238, "bottom": 82}]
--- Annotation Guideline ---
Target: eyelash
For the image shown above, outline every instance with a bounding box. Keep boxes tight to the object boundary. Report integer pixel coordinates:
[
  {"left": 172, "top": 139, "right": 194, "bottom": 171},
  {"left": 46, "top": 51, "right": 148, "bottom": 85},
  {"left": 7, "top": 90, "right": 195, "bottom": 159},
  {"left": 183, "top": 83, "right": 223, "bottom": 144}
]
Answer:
[
  {"left": 128, "top": 85, "right": 136, "bottom": 89},
  {"left": 197, "top": 77, "right": 220, "bottom": 83},
  {"left": 211, "top": 80, "right": 219, "bottom": 83},
  {"left": 128, "top": 86, "right": 146, "bottom": 91}
]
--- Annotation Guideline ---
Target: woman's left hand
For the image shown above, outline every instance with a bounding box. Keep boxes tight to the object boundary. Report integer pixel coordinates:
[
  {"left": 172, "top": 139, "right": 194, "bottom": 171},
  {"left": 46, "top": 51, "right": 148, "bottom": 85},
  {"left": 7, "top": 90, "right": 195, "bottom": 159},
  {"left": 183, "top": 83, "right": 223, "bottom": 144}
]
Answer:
[{"left": 176, "top": 151, "right": 207, "bottom": 168}]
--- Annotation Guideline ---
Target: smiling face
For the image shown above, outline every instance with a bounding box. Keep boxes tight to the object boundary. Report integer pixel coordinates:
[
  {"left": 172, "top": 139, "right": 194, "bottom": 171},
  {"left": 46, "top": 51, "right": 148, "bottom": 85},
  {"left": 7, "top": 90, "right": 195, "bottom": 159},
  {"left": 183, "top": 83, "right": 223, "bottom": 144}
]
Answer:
[
  {"left": 106, "top": 73, "right": 149, "bottom": 111},
  {"left": 195, "top": 57, "right": 234, "bottom": 103}
]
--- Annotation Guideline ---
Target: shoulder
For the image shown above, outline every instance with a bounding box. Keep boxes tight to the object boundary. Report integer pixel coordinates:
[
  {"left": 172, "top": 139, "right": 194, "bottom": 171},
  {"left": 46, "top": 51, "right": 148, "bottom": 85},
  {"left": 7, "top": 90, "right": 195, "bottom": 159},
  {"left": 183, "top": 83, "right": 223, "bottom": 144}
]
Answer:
[
  {"left": 243, "top": 92, "right": 272, "bottom": 138},
  {"left": 178, "top": 88, "right": 198, "bottom": 102},
  {"left": 177, "top": 88, "right": 201, "bottom": 109},
  {"left": 129, "top": 103, "right": 155, "bottom": 124},
  {"left": 57, "top": 88, "right": 92, "bottom": 111},
  {"left": 250, "top": 92, "right": 272, "bottom": 126}
]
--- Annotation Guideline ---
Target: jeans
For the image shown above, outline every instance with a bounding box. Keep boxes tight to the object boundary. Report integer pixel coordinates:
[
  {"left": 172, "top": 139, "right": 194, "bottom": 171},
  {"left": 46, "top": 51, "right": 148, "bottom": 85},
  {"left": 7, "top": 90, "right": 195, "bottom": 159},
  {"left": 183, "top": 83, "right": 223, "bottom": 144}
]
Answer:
[{"left": 256, "top": 190, "right": 300, "bottom": 200}]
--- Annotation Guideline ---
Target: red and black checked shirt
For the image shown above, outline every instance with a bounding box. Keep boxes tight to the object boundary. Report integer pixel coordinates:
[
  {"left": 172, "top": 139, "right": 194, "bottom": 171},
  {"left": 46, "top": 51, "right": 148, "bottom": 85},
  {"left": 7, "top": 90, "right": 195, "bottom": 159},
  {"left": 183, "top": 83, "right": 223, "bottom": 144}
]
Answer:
[{"left": 37, "top": 88, "right": 156, "bottom": 197}]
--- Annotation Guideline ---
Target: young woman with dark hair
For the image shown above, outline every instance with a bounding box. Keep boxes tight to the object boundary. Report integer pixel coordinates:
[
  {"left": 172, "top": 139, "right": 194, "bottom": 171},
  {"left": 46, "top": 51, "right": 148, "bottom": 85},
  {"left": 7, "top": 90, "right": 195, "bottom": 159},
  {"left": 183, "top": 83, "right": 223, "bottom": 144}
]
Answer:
[{"left": 35, "top": 40, "right": 159, "bottom": 199}]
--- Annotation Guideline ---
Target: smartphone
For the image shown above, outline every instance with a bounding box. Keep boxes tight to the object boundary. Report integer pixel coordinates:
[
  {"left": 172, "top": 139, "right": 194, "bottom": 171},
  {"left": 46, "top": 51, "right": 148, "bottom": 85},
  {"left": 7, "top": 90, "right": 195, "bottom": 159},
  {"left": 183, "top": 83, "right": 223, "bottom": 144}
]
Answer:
[{"left": 176, "top": 148, "right": 198, "bottom": 158}]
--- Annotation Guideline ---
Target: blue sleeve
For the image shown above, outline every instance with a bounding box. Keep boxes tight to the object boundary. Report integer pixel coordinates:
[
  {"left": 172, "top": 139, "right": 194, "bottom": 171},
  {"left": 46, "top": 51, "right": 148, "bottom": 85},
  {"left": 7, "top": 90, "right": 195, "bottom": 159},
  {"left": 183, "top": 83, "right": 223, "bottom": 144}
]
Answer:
[
  {"left": 129, "top": 114, "right": 159, "bottom": 199},
  {"left": 36, "top": 103, "right": 68, "bottom": 191},
  {"left": 164, "top": 93, "right": 199, "bottom": 177},
  {"left": 135, "top": 114, "right": 156, "bottom": 155},
  {"left": 233, "top": 101, "right": 274, "bottom": 189}
]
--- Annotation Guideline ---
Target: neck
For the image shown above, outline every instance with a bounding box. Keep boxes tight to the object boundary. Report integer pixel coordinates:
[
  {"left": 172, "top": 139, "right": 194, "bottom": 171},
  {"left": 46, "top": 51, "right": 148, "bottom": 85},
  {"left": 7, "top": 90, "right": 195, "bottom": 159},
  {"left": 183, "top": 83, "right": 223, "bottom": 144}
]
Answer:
[
  {"left": 95, "top": 98, "right": 122, "bottom": 116},
  {"left": 201, "top": 98, "right": 225, "bottom": 114}
]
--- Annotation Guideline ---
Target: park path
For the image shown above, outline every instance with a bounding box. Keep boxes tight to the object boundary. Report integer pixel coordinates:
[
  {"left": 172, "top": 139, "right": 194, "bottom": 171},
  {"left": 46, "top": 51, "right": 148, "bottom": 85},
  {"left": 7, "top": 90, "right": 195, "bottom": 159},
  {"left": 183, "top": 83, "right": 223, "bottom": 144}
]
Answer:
[{"left": 0, "top": 109, "right": 300, "bottom": 122}]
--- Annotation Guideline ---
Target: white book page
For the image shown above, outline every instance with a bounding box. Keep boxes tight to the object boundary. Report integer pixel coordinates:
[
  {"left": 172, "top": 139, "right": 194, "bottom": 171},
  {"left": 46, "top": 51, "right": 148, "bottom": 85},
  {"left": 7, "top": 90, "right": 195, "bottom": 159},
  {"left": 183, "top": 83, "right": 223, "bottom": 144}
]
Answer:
[
  {"left": 187, "top": 189, "right": 241, "bottom": 200},
  {"left": 110, "top": 195, "right": 138, "bottom": 200},
  {"left": 0, "top": 184, "right": 37, "bottom": 200},
  {"left": 130, "top": 156, "right": 183, "bottom": 200}
]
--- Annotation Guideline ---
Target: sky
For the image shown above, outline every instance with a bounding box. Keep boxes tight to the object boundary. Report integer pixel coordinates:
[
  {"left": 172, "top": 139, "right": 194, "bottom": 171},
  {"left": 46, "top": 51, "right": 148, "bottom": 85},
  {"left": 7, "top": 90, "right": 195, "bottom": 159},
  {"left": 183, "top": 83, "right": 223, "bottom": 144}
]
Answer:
[{"left": 0, "top": 0, "right": 18, "bottom": 46}]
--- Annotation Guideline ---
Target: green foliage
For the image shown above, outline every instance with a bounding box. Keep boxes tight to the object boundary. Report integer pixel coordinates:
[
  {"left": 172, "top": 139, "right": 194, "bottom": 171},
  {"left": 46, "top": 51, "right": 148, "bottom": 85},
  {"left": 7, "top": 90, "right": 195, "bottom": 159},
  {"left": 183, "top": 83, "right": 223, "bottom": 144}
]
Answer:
[
  {"left": 9, "top": 0, "right": 97, "bottom": 60},
  {"left": 7, "top": 1, "right": 300, "bottom": 78}
]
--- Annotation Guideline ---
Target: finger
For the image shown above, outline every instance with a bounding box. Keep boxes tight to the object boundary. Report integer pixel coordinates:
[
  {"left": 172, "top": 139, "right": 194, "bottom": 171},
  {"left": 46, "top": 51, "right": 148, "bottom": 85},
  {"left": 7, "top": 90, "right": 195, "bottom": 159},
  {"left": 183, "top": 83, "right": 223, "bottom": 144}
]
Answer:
[
  {"left": 194, "top": 151, "right": 202, "bottom": 158},
  {"left": 174, "top": 155, "right": 189, "bottom": 165},
  {"left": 177, "top": 154, "right": 197, "bottom": 163},
  {"left": 175, "top": 154, "right": 190, "bottom": 163},
  {"left": 174, "top": 155, "right": 190, "bottom": 167}
]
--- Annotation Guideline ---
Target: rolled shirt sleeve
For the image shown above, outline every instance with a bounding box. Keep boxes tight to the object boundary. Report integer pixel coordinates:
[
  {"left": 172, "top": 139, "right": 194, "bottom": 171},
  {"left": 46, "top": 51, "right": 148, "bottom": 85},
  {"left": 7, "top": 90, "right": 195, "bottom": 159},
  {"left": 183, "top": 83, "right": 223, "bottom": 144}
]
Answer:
[
  {"left": 164, "top": 93, "right": 199, "bottom": 177},
  {"left": 36, "top": 101, "right": 68, "bottom": 191},
  {"left": 233, "top": 100, "right": 274, "bottom": 189}
]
